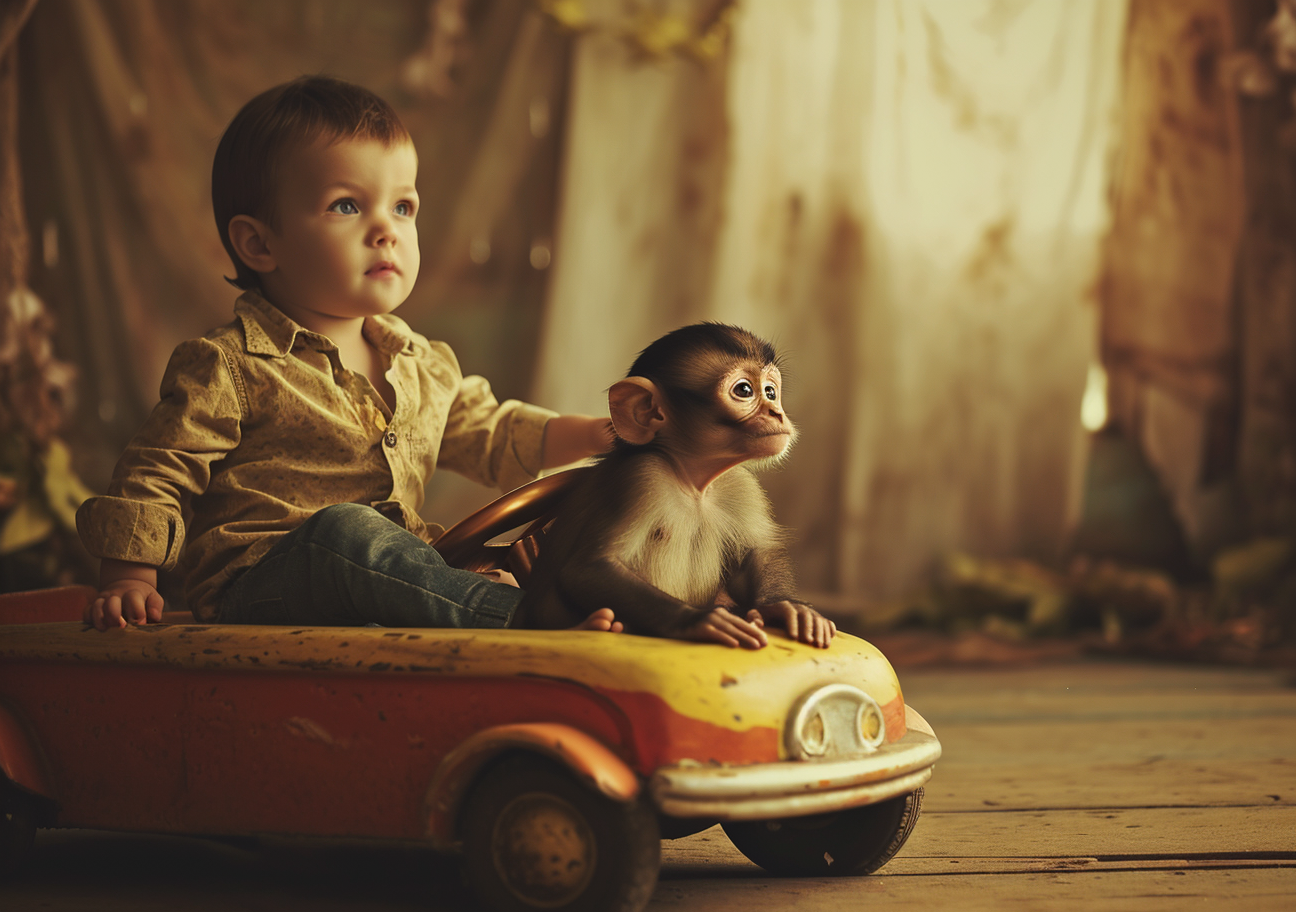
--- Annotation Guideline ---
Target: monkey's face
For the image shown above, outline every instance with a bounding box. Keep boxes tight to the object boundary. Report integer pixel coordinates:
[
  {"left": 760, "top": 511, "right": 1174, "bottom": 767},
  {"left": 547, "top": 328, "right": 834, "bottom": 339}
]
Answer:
[{"left": 707, "top": 362, "right": 795, "bottom": 462}]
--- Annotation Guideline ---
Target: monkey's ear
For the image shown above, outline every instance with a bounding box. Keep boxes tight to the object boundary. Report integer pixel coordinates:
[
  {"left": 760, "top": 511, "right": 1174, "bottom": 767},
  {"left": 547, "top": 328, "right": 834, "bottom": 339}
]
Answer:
[{"left": 608, "top": 377, "right": 667, "bottom": 445}]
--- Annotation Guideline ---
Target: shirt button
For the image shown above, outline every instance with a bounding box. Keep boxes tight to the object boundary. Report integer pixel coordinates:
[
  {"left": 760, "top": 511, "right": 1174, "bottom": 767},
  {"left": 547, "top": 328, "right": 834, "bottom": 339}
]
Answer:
[{"left": 383, "top": 430, "right": 398, "bottom": 448}]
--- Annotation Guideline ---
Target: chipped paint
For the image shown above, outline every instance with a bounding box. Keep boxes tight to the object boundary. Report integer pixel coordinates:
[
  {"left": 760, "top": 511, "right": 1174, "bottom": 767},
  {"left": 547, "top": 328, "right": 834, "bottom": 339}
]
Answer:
[
  {"left": 0, "top": 589, "right": 935, "bottom": 847},
  {"left": 285, "top": 716, "right": 341, "bottom": 747},
  {"left": 0, "top": 623, "right": 905, "bottom": 744}
]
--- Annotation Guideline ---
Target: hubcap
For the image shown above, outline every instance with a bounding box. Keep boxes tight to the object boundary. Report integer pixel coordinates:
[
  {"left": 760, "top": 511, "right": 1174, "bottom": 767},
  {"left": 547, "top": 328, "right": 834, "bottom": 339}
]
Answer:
[{"left": 491, "top": 792, "right": 596, "bottom": 907}]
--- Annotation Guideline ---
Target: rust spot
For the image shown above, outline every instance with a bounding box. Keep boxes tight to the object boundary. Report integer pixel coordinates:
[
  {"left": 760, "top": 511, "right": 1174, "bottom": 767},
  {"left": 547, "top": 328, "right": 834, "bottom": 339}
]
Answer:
[
  {"left": 964, "top": 215, "right": 1015, "bottom": 287},
  {"left": 285, "top": 716, "right": 337, "bottom": 746}
]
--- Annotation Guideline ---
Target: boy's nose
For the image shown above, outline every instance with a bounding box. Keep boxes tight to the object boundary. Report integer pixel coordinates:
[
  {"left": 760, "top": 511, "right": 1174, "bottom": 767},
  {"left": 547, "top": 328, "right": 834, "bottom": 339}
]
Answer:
[{"left": 369, "top": 221, "right": 395, "bottom": 247}]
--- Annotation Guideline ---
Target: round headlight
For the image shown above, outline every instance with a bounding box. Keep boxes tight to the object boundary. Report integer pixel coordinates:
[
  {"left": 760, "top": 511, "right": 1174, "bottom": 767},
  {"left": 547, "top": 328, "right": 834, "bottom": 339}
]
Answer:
[
  {"left": 785, "top": 684, "right": 886, "bottom": 760},
  {"left": 857, "top": 701, "right": 884, "bottom": 748},
  {"left": 801, "top": 710, "right": 828, "bottom": 756}
]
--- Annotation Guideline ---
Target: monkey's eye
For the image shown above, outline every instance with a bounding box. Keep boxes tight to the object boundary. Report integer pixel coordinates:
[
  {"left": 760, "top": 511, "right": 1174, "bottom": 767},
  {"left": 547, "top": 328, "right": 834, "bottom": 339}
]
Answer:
[
  {"left": 732, "top": 380, "right": 756, "bottom": 400},
  {"left": 764, "top": 384, "right": 778, "bottom": 401}
]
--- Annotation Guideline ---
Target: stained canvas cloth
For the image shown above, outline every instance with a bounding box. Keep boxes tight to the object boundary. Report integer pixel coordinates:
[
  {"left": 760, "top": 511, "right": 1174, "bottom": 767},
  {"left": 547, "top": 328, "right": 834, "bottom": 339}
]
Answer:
[{"left": 536, "top": 0, "right": 1128, "bottom": 600}]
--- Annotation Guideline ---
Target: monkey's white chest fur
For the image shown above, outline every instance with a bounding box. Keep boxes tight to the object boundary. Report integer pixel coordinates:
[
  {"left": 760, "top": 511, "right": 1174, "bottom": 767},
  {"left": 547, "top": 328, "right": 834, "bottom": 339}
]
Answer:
[{"left": 615, "top": 463, "right": 781, "bottom": 606}]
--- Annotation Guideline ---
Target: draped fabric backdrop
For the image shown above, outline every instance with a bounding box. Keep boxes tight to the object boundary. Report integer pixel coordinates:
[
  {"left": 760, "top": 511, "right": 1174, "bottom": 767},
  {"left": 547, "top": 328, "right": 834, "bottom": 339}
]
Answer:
[
  {"left": 18, "top": 0, "right": 569, "bottom": 530},
  {"left": 23, "top": 0, "right": 1275, "bottom": 609},
  {"left": 536, "top": 0, "right": 1129, "bottom": 601}
]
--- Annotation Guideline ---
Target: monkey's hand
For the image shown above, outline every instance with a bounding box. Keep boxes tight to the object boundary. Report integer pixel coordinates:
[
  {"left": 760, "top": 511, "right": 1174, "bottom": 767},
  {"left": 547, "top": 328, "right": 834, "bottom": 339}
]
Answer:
[
  {"left": 748, "top": 601, "right": 836, "bottom": 649},
  {"left": 684, "top": 606, "right": 769, "bottom": 649}
]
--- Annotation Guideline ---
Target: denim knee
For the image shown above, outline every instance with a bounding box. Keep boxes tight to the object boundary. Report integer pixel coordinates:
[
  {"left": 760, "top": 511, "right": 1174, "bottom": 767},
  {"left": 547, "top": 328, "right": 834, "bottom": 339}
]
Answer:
[{"left": 294, "top": 502, "right": 389, "bottom": 544}]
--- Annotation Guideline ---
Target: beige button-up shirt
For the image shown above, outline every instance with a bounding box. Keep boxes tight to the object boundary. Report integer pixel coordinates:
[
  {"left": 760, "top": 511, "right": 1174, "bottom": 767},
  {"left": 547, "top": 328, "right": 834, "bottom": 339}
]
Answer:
[{"left": 76, "top": 292, "right": 555, "bottom": 621}]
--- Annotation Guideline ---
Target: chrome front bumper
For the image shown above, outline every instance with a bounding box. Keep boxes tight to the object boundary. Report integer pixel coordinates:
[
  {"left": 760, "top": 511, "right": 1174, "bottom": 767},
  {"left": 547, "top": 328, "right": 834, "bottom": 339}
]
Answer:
[{"left": 649, "top": 715, "right": 941, "bottom": 821}]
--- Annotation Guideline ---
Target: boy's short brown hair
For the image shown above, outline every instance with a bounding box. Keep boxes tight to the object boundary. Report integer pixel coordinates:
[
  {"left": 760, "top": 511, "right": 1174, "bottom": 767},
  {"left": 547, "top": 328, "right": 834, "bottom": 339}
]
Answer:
[{"left": 212, "top": 76, "right": 412, "bottom": 291}]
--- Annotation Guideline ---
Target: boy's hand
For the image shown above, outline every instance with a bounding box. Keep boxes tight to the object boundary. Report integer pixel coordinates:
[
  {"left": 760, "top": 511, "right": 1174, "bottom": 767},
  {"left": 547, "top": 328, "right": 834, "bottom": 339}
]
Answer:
[
  {"left": 747, "top": 601, "right": 836, "bottom": 649},
  {"left": 88, "top": 559, "right": 164, "bottom": 630}
]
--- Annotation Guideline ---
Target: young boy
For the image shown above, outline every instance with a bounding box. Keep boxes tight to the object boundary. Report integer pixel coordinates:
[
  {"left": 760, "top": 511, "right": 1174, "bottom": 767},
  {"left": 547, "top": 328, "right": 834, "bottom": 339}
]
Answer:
[{"left": 77, "top": 76, "right": 615, "bottom": 632}]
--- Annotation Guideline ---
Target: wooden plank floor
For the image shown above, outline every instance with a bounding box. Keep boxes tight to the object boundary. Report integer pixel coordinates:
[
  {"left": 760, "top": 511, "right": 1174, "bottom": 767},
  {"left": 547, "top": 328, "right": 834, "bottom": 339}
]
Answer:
[
  {"left": 656, "top": 659, "right": 1296, "bottom": 910},
  {"left": 2, "top": 659, "right": 1292, "bottom": 910}
]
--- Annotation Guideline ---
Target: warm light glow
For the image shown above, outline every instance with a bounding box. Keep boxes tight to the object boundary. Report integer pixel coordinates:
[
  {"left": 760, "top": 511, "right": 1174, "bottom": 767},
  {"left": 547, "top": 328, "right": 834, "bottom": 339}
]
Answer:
[
  {"left": 1081, "top": 362, "right": 1108, "bottom": 431},
  {"left": 530, "top": 242, "right": 552, "bottom": 270},
  {"left": 529, "top": 97, "right": 550, "bottom": 139}
]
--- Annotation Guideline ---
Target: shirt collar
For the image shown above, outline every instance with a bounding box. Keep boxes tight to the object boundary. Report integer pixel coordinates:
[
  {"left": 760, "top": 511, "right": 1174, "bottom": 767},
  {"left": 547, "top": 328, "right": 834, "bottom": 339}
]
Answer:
[{"left": 235, "top": 292, "right": 415, "bottom": 358}]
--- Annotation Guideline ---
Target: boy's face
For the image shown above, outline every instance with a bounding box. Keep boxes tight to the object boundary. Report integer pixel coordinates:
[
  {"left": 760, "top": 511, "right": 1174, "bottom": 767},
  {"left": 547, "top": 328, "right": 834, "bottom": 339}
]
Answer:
[{"left": 257, "top": 136, "right": 420, "bottom": 325}]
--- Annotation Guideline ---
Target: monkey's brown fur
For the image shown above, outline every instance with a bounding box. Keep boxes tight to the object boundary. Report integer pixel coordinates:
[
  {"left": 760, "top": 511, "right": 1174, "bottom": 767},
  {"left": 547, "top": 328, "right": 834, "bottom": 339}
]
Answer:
[{"left": 514, "top": 324, "right": 834, "bottom": 649}]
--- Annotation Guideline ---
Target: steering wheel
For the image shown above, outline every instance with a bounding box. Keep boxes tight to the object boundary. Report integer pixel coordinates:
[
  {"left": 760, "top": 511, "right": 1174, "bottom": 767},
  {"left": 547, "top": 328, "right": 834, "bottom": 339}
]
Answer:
[{"left": 432, "top": 467, "right": 590, "bottom": 583}]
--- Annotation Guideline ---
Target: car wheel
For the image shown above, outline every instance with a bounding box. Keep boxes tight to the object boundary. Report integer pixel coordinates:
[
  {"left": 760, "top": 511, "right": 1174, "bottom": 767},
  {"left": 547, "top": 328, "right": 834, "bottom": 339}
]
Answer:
[
  {"left": 461, "top": 753, "right": 661, "bottom": 912},
  {"left": 1, "top": 787, "right": 37, "bottom": 876},
  {"left": 722, "top": 787, "right": 923, "bottom": 876}
]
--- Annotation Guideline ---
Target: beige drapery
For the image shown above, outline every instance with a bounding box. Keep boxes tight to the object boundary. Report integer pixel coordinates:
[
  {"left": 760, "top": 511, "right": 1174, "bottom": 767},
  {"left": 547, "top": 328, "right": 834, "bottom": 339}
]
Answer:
[
  {"left": 537, "top": 0, "right": 1129, "bottom": 601},
  {"left": 19, "top": 0, "right": 570, "bottom": 529},
  {"left": 22, "top": 0, "right": 1265, "bottom": 607}
]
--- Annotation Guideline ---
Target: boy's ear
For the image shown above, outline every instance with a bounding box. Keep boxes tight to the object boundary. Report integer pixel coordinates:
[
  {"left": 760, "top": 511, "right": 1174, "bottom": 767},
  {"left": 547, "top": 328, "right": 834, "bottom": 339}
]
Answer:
[
  {"left": 608, "top": 377, "right": 667, "bottom": 446},
  {"left": 227, "top": 215, "right": 276, "bottom": 274}
]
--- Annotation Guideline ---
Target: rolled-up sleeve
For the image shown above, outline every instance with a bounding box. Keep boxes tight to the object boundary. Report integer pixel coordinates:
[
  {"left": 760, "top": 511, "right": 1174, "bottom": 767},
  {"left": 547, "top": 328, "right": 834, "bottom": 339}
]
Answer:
[
  {"left": 76, "top": 338, "right": 244, "bottom": 569},
  {"left": 436, "top": 374, "right": 556, "bottom": 493}
]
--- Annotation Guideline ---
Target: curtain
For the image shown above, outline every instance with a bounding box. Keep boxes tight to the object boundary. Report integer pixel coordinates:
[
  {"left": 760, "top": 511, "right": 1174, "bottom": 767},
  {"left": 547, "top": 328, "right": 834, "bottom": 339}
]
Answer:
[
  {"left": 537, "top": 0, "right": 1129, "bottom": 602},
  {"left": 19, "top": 0, "right": 570, "bottom": 528}
]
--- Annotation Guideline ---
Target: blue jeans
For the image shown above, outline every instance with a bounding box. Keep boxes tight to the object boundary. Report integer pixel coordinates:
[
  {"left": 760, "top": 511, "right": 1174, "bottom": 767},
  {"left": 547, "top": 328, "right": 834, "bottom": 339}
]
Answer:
[{"left": 217, "top": 503, "right": 522, "bottom": 628}]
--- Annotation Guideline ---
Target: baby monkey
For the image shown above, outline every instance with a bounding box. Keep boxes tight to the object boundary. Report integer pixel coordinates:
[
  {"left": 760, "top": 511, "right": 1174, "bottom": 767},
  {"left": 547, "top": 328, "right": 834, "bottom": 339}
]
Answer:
[{"left": 515, "top": 323, "right": 835, "bottom": 649}]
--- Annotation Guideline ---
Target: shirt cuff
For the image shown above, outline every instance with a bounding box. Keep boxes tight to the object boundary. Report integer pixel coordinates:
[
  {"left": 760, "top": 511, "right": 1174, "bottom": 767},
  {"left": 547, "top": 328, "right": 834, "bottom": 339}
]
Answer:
[{"left": 75, "top": 496, "right": 184, "bottom": 570}]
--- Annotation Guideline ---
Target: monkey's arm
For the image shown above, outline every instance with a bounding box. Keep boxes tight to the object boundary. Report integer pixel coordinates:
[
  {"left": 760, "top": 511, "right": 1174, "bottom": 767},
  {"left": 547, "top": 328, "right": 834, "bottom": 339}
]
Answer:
[
  {"left": 556, "top": 556, "right": 768, "bottom": 649},
  {"left": 726, "top": 545, "right": 797, "bottom": 607},
  {"left": 728, "top": 546, "right": 836, "bottom": 649}
]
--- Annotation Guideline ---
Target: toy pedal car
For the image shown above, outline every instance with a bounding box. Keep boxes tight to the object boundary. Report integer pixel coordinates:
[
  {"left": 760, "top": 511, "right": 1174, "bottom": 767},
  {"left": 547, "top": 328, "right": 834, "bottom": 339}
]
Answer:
[{"left": 0, "top": 469, "right": 940, "bottom": 912}]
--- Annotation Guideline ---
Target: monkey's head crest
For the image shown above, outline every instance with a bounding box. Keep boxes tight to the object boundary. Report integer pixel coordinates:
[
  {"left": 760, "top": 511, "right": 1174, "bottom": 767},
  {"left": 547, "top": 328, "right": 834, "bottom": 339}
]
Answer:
[
  {"left": 624, "top": 323, "right": 781, "bottom": 393},
  {"left": 607, "top": 323, "right": 793, "bottom": 468}
]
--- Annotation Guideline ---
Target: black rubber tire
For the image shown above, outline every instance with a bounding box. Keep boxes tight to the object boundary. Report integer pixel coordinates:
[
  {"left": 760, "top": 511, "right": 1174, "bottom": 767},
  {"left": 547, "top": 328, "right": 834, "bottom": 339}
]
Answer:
[
  {"left": 722, "top": 787, "right": 924, "bottom": 876},
  {"left": 460, "top": 754, "right": 660, "bottom": 912},
  {"left": 0, "top": 785, "right": 37, "bottom": 877}
]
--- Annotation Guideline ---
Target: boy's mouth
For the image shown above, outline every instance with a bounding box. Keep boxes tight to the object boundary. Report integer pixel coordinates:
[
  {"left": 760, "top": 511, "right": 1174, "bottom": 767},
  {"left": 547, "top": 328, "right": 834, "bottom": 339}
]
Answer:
[{"left": 365, "top": 261, "right": 399, "bottom": 278}]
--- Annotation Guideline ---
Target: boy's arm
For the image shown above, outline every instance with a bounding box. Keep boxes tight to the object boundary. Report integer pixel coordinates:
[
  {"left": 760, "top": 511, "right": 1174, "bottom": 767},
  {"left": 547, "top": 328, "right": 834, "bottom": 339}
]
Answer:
[
  {"left": 88, "top": 558, "right": 165, "bottom": 630},
  {"left": 79, "top": 337, "right": 244, "bottom": 627},
  {"left": 541, "top": 415, "right": 615, "bottom": 470}
]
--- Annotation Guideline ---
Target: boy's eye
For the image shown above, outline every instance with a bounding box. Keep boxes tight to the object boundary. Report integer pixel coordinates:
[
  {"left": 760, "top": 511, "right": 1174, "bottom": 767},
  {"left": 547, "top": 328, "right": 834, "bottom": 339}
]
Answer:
[
  {"left": 394, "top": 201, "right": 414, "bottom": 217},
  {"left": 328, "top": 199, "right": 360, "bottom": 215}
]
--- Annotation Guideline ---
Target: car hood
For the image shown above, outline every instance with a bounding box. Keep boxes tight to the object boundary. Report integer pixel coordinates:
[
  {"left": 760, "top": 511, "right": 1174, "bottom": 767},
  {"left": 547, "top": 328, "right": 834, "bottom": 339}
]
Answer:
[{"left": 2, "top": 622, "right": 906, "bottom": 766}]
